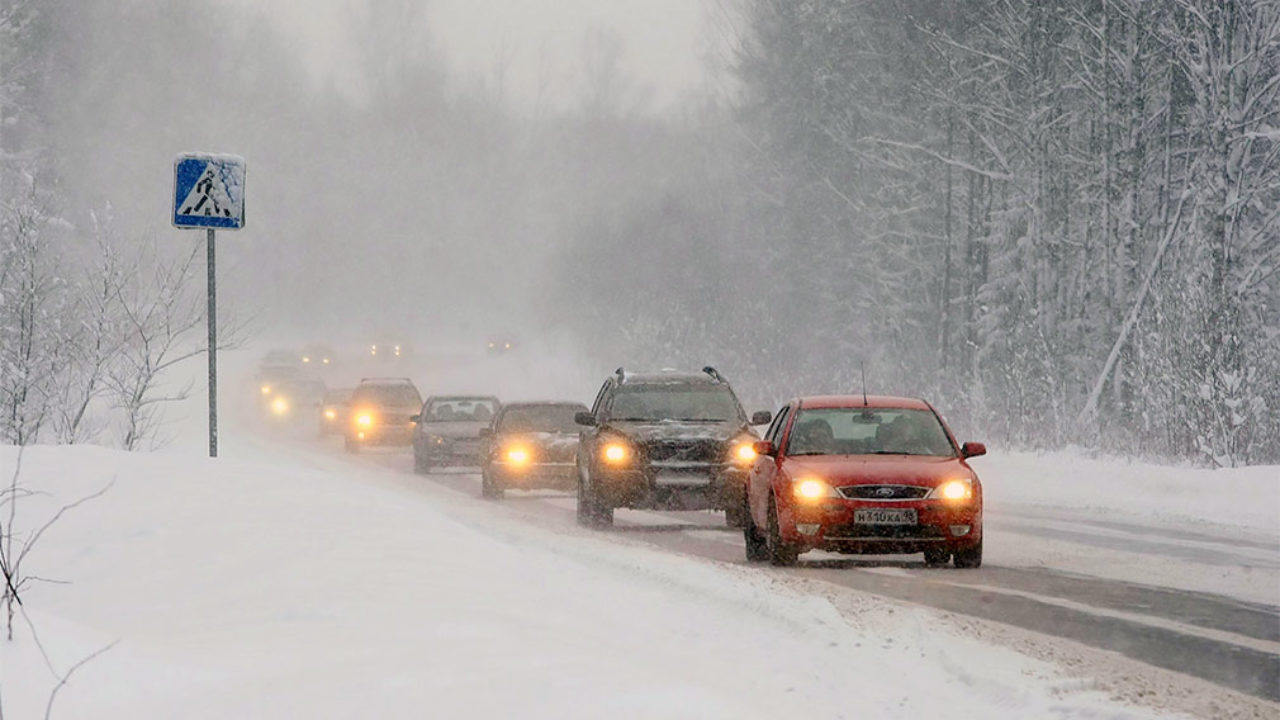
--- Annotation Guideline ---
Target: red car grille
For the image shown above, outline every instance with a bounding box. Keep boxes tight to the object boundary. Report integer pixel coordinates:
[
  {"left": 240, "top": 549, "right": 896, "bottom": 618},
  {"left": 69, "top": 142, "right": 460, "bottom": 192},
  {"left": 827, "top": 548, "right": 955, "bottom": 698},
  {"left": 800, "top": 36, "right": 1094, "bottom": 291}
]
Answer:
[{"left": 838, "top": 485, "right": 929, "bottom": 500}]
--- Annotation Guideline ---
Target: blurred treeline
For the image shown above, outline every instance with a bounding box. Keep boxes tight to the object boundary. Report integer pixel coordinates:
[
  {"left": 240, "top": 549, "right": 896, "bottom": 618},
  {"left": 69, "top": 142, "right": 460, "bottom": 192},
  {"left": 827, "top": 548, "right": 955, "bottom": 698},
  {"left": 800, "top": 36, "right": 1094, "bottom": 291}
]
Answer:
[{"left": 1, "top": 0, "right": 1276, "bottom": 464}]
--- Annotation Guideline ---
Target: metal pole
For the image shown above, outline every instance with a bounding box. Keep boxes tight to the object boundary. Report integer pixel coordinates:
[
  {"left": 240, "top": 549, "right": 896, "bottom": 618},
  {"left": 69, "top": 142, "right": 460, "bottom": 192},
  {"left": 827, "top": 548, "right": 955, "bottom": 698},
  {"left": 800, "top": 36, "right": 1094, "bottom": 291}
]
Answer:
[{"left": 207, "top": 227, "right": 218, "bottom": 458}]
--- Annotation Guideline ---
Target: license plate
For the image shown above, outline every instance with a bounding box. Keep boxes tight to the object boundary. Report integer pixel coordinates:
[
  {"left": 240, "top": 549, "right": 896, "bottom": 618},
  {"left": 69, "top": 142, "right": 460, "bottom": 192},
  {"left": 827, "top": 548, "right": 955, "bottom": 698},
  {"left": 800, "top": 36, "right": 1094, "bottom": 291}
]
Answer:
[{"left": 854, "top": 508, "right": 917, "bottom": 525}]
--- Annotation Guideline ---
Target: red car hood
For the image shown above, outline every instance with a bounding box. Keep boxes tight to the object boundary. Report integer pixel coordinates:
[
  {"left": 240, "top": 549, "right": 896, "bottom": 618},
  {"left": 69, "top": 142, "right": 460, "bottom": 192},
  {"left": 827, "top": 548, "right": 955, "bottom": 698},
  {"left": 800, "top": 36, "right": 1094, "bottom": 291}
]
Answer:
[{"left": 782, "top": 454, "right": 974, "bottom": 487}]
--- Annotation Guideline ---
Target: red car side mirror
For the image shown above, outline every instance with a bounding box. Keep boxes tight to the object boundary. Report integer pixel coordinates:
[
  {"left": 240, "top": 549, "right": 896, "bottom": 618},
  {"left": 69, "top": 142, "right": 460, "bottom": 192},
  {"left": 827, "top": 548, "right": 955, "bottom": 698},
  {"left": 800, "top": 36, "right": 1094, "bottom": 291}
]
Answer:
[
  {"left": 753, "top": 440, "right": 775, "bottom": 457},
  {"left": 961, "top": 441, "right": 986, "bottom": 458}
]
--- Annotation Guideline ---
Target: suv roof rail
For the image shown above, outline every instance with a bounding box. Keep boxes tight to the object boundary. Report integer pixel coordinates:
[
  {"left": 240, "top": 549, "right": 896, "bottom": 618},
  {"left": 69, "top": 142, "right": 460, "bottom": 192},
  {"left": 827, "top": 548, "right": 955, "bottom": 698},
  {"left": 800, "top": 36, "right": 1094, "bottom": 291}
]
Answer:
[
  {"left": 702, "top": 366, "right": 725, "bottom": 383},
  {"left": 615, "top": 367, "right": 626, "bottom": 381},
  {"left": 358, "top": 376, "right": 414, "bottom": 383}
]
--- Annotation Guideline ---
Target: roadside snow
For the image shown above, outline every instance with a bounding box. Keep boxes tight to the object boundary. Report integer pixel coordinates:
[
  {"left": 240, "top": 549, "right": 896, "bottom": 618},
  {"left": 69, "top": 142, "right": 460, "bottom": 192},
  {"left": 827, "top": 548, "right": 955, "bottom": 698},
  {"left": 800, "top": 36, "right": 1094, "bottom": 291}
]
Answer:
[{"left": 1, "top": 444, "right": 1182, "bottom": 719}]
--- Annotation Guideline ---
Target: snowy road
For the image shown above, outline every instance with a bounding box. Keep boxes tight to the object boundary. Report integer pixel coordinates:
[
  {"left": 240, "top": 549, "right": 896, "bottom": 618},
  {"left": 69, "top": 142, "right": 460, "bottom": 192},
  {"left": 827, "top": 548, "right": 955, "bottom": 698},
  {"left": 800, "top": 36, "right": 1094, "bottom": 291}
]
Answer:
[{"left": 335, "top": 444, "right": 1280, "bottom": 702}]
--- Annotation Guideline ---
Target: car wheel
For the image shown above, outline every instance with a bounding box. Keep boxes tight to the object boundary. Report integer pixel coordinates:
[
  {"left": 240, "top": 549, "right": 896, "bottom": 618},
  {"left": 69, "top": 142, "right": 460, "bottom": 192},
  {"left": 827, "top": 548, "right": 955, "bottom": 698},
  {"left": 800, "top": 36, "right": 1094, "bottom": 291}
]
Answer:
[
  {"left": 922, "top": 547, "right": 951, "bottom": 567},
  {"left": 743, "top": 497, "right": 769, "bottom": 562},
  {"left": 953, "top": 538, "right": 983, "bottom": 569},
  {"left": 766, "top": 495, "right": 799, "bottom": 566},
  {"left": 576, "top": 468, "right": 613, "bottom": 528},
  {"left": 724, "top": 501, "right": 747, "bottom": 528},
  {"left": 481, "top": 469, "right": 504, "bottom": 500},
  {"left": 414, "top": 451, "right": 430, "bottom": 475}
]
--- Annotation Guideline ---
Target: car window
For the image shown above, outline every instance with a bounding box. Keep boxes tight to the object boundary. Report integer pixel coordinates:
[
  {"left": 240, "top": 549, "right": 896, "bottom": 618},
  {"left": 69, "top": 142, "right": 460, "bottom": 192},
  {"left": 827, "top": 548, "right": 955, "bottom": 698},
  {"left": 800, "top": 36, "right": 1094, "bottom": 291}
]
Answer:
[
  {"left": 607, "top": 386, "right": 742, "bottom": 422},
  {"left": 498, "top": 405, "right": 586, "bottom": 433},
  {"left": 424, "top": 398, "right": 498, "bottom": 422},
  {"left": 590, "top": 381, "right": 611, "bottom": 415},
  {"left": 351, "top": 385, "right": 421, "bottom": 406},
  {"left": 764, "top": 405, "right": 791, "bottom": 445},
  {"left": 785, "top": 408, "right": 955, "bottom": 457}
]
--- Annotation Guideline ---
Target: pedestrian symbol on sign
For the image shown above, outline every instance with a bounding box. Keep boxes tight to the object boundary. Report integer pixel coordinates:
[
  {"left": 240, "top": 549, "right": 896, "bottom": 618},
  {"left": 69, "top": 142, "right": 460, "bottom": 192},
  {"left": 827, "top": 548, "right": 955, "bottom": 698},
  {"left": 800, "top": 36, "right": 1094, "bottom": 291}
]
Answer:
[
  {"left": 178, "top": 167, "right": 233, "bottom": 218},
  {"left": 172, "top": 153, "right": 245, "bottom": 230}
]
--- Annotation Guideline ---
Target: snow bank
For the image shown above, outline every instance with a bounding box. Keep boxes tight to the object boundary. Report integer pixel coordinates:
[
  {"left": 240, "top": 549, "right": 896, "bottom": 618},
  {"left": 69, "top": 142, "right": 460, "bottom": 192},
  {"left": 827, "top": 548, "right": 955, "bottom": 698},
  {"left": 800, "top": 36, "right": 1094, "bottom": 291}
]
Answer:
[{"left": 0, "top": 444, "right": 1177, "bottom": 718}]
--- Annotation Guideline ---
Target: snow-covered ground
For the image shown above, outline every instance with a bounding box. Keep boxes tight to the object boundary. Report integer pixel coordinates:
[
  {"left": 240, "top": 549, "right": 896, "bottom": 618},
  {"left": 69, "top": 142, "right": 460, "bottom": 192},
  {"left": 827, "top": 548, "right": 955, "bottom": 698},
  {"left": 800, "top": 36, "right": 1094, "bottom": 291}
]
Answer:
[
  {"left": 0, "top": 440, "right": 1235, "bottom": 719},
  {"left": 977, "top": 451, "right": 1279, "bottom": 604}
]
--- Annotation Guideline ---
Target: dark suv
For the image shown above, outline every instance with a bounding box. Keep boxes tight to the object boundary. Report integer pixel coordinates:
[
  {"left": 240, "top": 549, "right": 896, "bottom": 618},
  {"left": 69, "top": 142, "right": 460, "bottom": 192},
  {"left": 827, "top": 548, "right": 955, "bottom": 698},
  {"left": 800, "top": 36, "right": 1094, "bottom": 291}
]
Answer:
[{"left": 573, "top": 367, "right": 771, "bottom": 528}]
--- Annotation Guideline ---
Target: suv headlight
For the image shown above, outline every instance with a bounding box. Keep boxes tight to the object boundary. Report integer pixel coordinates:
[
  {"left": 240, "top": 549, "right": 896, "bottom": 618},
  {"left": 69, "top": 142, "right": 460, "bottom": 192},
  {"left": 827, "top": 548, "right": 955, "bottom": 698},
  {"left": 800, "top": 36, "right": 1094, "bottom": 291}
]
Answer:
[
  {"left": 927, "top": 479, "right": 973, "bottom": 501},
  {"left": 601, "top": 441, "right": 631, "bottom": 464},
  {"left": 729, "top": 435, "right": 757, "bottom": 464}
]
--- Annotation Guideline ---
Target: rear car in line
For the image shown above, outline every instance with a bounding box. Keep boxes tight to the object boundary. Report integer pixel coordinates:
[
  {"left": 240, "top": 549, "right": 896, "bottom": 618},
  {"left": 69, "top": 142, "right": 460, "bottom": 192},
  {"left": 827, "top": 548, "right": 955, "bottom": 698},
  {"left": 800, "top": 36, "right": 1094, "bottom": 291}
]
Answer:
[{"left": 743, "top": 395, "right": 985, "bottom": 567}]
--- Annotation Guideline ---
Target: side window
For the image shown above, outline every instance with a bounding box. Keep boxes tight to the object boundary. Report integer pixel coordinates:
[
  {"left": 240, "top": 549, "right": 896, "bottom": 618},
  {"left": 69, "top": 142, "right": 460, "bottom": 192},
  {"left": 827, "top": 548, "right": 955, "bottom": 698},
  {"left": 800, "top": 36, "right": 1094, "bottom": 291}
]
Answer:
[
  {"left": 765, "top": 405, "right": 791, "bottom": 445},
  {"left": 590, "top": 381, "right": 611, "bottom": 416}
]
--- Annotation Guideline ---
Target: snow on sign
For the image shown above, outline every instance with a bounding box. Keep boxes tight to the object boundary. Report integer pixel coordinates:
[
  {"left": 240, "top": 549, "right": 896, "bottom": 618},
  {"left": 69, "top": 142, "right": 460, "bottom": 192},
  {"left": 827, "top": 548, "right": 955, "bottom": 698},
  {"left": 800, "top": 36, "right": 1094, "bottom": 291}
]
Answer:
[{"left": 172, "top": 153, "right": 246, "bottom": 229}]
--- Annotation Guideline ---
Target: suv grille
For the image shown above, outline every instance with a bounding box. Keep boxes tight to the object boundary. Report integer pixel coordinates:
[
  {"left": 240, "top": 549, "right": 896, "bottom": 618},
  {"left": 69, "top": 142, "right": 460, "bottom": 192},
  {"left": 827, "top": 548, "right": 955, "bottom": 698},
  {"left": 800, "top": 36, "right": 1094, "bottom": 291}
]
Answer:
[
  {"left": 838, "top": 485, "right": 930, "bottom": 500},
  {"left": 642, "top": 439, "right": 721, "bottom": 463}
]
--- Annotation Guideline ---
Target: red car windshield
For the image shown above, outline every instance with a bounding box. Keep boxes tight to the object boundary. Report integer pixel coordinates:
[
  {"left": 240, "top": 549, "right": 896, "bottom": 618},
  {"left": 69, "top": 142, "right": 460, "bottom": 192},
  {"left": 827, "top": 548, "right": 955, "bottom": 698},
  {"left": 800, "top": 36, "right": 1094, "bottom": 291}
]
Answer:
[{"left": 787, "top": 408, "right": 955, "bottom": 457}]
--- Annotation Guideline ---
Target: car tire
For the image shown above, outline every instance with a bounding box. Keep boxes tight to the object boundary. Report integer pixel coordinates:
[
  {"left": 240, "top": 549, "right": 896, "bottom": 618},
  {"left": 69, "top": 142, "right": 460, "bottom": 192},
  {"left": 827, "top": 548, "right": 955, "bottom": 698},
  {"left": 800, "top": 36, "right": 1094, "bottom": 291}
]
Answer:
[
  {"left": 724, "top": 501, "right": 747, "bottom": 528},
  {"left": 766, "top": 495, "right": 799, "bottom": 566},
  {"left": 922, "top": 548, "right": 951, "bottom": 567},
  {"left": 743, "top": 498, "right": 769, "bottom": 562},
  {"left": 413, "top": 451, "right": 430, "bottom": 475},
  {"left": 481, "top": 469, "right": 504, "bottom": 500},
  {"left": 953, "top": 538, "right": 983, "bottom": 569},
  {"left": 576, "top": 468, "right": 613, "bottom": 528}
]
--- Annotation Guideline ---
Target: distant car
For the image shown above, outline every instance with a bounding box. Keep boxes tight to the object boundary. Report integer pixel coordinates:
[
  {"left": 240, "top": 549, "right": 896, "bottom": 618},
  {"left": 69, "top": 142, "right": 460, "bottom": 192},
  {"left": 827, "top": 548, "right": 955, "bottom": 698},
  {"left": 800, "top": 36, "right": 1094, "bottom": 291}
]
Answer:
[
  {"left": 573, "top": 367, "right": 771, "bottom": 528},
  {"left": 486, "top": 338, "right": 517, "bottom": 355},
  {"left": 344, "top": 378, "right": 423, "bottom": 453},
  {"left": 259, "top": 375, "right": 325, "bottom": 429},
  {"left": 319, "top": 388, "right": 352, "bottom": 436},
  {"left": 369, "top": 339, "right": 411, "bottom": 361},
  {"left": 411, "top": 395, "right": 501, "bottom": 473},
  {"left": 300, "top": 344, "right": 336, "bottom": 368},
  {"left": 743, "top": 395, "right": 985, "bottom": 568},
  {"left": 479, "top": 401, "right": 589, "bottom": 499}
]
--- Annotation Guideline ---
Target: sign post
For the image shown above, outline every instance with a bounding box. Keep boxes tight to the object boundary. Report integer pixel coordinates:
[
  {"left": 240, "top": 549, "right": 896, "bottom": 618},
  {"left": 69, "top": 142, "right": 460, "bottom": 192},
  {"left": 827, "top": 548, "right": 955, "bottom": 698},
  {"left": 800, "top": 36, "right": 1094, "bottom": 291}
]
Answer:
[{"left": 173, "top": 153, "right": 246, "bottom": 458}]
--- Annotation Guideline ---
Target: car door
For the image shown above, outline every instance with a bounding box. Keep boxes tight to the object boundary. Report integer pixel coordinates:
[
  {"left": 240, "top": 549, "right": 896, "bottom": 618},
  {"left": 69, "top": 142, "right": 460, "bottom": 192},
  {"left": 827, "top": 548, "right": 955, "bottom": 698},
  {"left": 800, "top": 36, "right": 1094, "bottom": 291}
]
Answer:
[{"left": 749, "top": 404, "right": 791, "bottom": 524}]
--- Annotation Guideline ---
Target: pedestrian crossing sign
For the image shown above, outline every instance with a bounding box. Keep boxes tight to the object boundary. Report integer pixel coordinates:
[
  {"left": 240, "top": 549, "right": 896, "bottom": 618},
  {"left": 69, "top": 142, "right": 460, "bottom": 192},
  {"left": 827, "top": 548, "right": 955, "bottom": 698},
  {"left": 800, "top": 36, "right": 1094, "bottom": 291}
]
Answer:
[{"left": 173, "top": 153, "right": 246, "bottom": 229}]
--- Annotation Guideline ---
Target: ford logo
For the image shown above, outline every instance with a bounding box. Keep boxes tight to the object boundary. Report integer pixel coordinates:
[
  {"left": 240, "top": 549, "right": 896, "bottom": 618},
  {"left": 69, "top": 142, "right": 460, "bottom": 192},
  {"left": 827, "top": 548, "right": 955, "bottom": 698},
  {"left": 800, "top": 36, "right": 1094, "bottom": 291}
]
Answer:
[{"left": 874, "top": 487, "right": 896, "bottom": 498}]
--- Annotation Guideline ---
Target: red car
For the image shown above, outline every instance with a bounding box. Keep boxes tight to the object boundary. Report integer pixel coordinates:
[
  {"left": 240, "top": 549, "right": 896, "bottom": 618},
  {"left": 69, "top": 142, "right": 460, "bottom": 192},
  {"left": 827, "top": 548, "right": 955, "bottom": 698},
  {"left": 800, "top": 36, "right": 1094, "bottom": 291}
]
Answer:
[{"left": 743, "top": 395, "right": 985, "bottom": 568}]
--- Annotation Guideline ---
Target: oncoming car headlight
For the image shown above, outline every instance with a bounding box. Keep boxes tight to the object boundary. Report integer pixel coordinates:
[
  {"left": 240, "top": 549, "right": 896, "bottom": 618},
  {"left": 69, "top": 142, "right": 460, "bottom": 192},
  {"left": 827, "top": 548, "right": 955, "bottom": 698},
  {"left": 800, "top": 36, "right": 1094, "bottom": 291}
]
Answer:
[
  {"left": 355, "top": 412, "right": 374, "bottom": 428},
  {"left": 793, "top": 478, "right": 838, "bottom": 501},
  {"left": 271, "top": 397, "right": 289, "bottom": 415},
  {"left": 602, "top": 442, "right": 630, "bottom": 463},
  {"left": 260, "top": 385, "right": 272, "bottom": 396},
  {"left": 323, "top": 408, "right": 337, "bottom": 420},
  {"left": 506, "top": 446, "right": 530, "bottom": 464},
  {"left": 732, "top": 441, "right": 757, "bottom": 463},
  {"left": 927, "top": 479, "right": 974, "bottom": 501}
]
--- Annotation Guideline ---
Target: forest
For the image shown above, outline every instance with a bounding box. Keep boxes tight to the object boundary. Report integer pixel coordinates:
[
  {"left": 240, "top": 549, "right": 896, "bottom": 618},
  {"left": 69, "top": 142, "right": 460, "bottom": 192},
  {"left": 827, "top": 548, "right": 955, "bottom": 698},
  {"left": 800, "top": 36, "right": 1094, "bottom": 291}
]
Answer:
[{"left": 1, "top": 0, "right": 1277, "bottom": 465}]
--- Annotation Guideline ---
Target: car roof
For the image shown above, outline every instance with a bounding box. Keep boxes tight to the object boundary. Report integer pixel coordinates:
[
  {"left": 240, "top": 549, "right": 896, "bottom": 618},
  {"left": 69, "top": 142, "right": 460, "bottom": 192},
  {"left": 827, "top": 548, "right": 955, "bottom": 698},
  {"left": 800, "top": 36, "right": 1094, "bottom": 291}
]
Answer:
[
  {"left": 795, "top": 395, "right": 933, "bottom": 410},
  {"left": 619, "top": 372, "right": 720, "bottom": 386},
  {"left": 358, "top": 377, "right": 415, "bottom": 385},
  {"left": 500, "top": 401, "right": 587, "bottom": 409}
]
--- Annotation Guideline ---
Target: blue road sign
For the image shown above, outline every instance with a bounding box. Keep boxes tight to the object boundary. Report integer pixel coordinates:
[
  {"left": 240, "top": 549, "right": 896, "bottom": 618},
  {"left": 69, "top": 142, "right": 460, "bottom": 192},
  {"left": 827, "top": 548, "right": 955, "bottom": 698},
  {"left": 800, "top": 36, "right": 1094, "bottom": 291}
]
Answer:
[{"left": 173, "top": 153, "right": 246, "bottom": 229}]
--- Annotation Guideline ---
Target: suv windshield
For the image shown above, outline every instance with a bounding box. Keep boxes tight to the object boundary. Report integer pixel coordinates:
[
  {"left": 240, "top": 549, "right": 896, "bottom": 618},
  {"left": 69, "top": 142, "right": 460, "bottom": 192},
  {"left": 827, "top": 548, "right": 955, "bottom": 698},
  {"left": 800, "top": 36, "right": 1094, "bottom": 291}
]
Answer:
[
  {"left": 787, "top": 408, "right": 954, "bottom": 457},
  {"left": 352, "top": 385, "right": 421, "bottom": 407},
  {"left": 608, "top": 386, "right": 741, "bottom": 422},
  {"left": 498, "top": 405, "right": 584, "bottom": 434},
  {"left": 424, "top": 398, "right": 497, "bottom": 422}
]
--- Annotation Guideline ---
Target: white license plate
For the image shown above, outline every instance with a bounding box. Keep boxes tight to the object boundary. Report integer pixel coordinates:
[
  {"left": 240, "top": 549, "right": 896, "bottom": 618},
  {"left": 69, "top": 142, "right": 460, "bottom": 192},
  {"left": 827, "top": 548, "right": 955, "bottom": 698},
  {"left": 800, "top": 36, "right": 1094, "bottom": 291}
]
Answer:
[{"left": 854, "top": 508, "right": 917, "bottom": 525}]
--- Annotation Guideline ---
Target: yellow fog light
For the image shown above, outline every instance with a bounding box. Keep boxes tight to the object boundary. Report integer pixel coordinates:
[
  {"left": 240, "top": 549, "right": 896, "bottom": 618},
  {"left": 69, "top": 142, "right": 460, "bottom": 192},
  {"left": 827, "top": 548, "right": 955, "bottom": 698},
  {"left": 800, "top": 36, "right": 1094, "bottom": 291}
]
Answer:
[
  {"left": 271, "top": 397, "right": 289, "bottom": 415},
  {"left": 734, "top": 442, "right": 757, "bottom": 463},
  {"left": 506, "top": 447, "right": 530, "bottom": 464},
  {"left": 794, "top": 478, "right": 834, "bottom": 501},
  {"left": 603, "top": 444, "right": 628, "bottom": 463}
]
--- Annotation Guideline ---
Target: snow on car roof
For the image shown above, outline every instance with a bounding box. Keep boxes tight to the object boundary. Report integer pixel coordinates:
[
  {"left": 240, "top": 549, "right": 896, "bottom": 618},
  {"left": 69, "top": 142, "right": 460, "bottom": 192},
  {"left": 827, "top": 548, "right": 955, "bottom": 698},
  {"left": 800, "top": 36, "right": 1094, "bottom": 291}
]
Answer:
[{"left": 797, "top": 395, "right": 932, "bottom": 410}]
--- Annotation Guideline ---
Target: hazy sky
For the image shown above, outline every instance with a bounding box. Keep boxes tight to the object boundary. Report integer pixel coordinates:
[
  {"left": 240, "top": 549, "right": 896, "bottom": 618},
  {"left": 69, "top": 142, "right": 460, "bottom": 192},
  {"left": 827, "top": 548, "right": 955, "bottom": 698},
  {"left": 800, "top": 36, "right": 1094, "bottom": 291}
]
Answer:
[{"left": 225, "top": 0, "right": 716, "bottom": 112}]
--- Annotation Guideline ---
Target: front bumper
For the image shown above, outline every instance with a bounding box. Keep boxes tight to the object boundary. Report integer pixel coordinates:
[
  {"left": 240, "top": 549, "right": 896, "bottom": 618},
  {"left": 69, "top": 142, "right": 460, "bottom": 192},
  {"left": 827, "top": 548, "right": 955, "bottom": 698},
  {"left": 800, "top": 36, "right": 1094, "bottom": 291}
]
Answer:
[
  {"left": 350, "top": 424, "right": 414, "bottom": 446},
  {"left": 591, "top": 464, "right": 748, "bottom": 512},
  {"left": 488, "top": 461, "right": 576, "bottom": 490},
  {"left": 781, "top": 499, "right": 982, "bottom": 554}
]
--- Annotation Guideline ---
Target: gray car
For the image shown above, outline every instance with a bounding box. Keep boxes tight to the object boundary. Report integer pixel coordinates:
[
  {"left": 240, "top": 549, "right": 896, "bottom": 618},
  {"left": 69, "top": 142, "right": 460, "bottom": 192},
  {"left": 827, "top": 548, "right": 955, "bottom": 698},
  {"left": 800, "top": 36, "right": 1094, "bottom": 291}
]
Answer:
[{"left": 412, "top": 395, "right": 501, "bottom": 473}]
